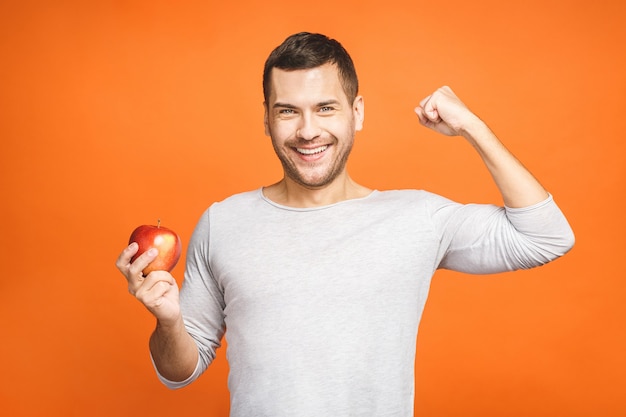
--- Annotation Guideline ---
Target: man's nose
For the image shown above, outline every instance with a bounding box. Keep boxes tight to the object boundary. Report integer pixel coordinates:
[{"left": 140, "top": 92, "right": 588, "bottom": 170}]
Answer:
[{"left": 296, "top": 114, "right": 321, "bottom": 141}]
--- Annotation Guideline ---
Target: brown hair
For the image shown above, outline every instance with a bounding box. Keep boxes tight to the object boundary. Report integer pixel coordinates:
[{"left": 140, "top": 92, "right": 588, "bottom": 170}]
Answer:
[{"left": 263, "top": 32, "right": 359, "bottom": 104}]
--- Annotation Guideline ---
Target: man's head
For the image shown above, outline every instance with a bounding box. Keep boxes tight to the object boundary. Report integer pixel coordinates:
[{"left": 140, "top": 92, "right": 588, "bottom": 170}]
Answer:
[
  {"left": 262, "top": 33, "right": 365, "bottom": 192},
  {"left": 263, "top": 32, "right": 359, "bottom": 106}
]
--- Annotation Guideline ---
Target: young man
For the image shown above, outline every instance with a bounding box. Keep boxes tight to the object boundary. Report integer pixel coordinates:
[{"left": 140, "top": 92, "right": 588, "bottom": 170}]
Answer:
[{"left": 116, "top": 32, "right": 574, "bottom": 416}]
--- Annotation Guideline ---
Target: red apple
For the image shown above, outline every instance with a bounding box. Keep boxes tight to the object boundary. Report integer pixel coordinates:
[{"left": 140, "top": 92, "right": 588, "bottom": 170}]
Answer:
[{"left": 129, "top": 219, "right": 182, "bottom": 275}]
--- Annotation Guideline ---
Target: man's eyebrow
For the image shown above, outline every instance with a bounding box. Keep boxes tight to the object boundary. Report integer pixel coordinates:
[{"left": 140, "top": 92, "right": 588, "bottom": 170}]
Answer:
[
  {"left": 272, "top": 102, "right": 297, "bottom": 109},
  {"left": 272, "top": 100, "right": 341, "bottom": 109}
]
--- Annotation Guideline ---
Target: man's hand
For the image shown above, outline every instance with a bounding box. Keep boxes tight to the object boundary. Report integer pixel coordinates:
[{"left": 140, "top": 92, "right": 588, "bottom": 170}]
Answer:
[
  {"left": 414, "top": 85, "right": 550, "bottom": 208},
  {"left": 115, "top": 242, "right": 181, "bottom": 324},
  {"left": 414, "top": 86, "right": 481, "bottom": 137}
]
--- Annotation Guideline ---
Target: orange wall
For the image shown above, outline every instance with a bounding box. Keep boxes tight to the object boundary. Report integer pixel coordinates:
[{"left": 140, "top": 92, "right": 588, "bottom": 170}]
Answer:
[{"left": 1, "top": 1, "right": 624, "bottom": 416}]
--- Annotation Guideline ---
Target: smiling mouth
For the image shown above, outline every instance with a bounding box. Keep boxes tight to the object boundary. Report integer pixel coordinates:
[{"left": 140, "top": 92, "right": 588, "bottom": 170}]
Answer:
[{"left": 296, "top": 145, "right": 328, "bottom": 155}]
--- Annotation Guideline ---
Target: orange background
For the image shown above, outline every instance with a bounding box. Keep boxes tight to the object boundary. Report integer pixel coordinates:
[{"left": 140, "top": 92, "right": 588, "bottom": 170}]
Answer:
[{"left": 1, "top": 1, "right": 624, "bottom": 416}]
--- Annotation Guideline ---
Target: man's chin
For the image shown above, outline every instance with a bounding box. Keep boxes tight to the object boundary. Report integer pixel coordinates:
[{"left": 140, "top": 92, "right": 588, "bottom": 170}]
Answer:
[{"left": 287, "top": 171, "right": 337, "bottom": 190}]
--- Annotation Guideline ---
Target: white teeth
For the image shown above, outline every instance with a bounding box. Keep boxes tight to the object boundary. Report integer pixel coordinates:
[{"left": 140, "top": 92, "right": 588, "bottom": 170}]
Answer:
[{"left": 296, "top": 145, "right": 328, "bottom": 155}]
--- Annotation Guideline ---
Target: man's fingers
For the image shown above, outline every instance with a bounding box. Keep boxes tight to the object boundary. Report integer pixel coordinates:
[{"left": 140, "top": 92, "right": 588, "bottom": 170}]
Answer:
[
  {"left": 415, "top": 106, "right": 440, "bottom": 127},
  {"left": 135, "top": 272, "right": 177, "bottom": 309},
  {"left": 118, "top": 245, "right": 159, "bottom": 295},
  {"left": 115, "top": 242, "right": 139, "bottom": 273},
  {"left": 426, "top": 108, "right": 441, "bottom": 122},
  {"left": 418, "top": 94, "right": 442, "bottom": 123},
  {"left": 128, "top": 248, "right": 158, "bottom": 277},
  {"left": 415, "top": 86, "right": 474, "bottom": 137},
  {"left": 414, "top": 106, "right": 429, "bottom": 126}
]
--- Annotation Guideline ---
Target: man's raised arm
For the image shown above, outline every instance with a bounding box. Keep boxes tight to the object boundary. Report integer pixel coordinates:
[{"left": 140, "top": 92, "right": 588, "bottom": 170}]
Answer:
[{"left": 415, "top": 86, "right": 549, "bottom": 208}]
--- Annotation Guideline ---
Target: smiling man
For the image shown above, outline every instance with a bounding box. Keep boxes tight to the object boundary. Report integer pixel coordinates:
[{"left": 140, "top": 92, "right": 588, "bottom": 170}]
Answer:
[
  {"left": 263, "top": 45, "right": 368, "bottom": 206},
  {"left": 116, "top": 32, "right": 574, "bottom": 416}
]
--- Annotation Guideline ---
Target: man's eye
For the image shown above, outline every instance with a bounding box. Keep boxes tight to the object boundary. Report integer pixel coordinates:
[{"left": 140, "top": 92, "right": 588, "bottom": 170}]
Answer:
[
  {"left": 320, "top": 106, "right": 334, "bottom": 112},
  {"left": 279, "top": 109, "right": 295, "bottom": 115}
]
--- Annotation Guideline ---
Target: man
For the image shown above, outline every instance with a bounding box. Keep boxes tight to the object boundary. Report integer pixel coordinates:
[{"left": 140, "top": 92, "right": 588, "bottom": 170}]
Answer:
[{"left": 116, "top": 32, "right": 574, "bottom": 416}]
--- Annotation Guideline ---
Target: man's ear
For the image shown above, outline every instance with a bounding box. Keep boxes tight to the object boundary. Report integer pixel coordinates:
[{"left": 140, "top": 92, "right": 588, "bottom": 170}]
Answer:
[
  {"left": 263, "top": 102, "right": 270, "bottom": 136},
  {"left": 353, "top": 95, "right": 364, "bottom": 131}
]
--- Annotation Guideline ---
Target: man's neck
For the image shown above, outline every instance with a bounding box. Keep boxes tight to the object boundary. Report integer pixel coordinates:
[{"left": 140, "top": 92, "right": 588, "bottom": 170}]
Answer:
[{"left": 263, "top": 175, "right": 372, "bottom": 208}]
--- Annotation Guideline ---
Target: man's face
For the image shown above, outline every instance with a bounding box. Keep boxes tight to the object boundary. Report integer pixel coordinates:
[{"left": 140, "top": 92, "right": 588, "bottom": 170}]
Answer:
[{"left": 264, "top": 63, "right": 364, "bottom": 189}]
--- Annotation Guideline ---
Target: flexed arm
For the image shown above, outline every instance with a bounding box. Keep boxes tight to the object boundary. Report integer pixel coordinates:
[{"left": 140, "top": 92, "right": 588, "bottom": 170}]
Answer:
[{"left": 415, "top": 86, "right": 549, "bottom": 208}]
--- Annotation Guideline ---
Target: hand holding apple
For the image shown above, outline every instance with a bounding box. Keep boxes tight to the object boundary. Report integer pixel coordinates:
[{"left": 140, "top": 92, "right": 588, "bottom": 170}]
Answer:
[{"left": 129, "top": 219, "right": 182, "bottom": 275}]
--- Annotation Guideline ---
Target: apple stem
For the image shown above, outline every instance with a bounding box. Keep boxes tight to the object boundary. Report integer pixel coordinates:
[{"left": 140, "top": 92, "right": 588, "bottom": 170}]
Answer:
[{"left": 157, "top": 218, "right": 161, "bottom": 228}]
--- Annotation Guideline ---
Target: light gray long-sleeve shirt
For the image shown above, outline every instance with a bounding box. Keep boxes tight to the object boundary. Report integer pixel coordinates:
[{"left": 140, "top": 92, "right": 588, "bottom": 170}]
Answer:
[{"left": 156, "top": 189, "right": 574, "bottom": 416}]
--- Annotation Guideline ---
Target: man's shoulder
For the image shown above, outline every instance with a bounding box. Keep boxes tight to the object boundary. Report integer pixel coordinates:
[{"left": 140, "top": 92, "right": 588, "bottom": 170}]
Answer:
[{"left": 215, "top": 188, "right": 262, "bottom": 205}]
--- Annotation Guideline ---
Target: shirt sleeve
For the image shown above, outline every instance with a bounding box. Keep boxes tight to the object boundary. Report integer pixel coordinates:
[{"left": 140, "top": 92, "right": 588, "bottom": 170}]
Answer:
[{"left": 434, "top": 194, "right": 575, "bottom": 274}]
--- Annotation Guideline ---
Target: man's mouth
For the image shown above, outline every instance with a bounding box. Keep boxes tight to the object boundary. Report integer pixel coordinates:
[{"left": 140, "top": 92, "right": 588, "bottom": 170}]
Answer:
[{"left": 296, "top": 145, "right": 328, "bottom": 155}]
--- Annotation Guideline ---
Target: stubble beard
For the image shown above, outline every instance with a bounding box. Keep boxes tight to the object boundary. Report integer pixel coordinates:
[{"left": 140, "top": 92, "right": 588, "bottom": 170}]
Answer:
[{"left": 272, "top": 133, "right": 355, "bottom": 190}]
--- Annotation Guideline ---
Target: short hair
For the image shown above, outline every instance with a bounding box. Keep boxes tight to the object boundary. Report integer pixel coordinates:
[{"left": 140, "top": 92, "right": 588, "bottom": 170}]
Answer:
[{"left": 263, "top": 32, "right": 359, "bottom": 104}]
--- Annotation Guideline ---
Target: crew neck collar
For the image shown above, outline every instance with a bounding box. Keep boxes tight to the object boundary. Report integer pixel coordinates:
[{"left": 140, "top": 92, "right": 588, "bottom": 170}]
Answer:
[{"left": 258, "top": 187, "right": 378, "bottom": 211}]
